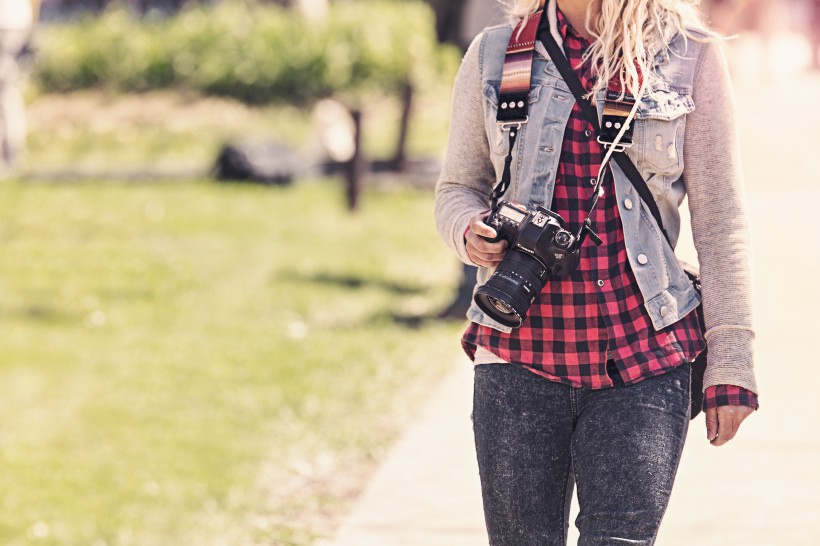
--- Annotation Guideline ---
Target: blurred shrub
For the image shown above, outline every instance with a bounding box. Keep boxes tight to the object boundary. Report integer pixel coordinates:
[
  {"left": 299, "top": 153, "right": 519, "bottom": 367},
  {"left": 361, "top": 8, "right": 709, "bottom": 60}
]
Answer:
[{"left": 34, "top": 1, "right": 460, "bottom": 105}]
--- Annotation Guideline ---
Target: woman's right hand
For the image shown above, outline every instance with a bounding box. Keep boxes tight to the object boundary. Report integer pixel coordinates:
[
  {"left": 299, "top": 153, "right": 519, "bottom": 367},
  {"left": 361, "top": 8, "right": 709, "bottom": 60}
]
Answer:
[{"left": 465, "top": 211, "right": 508, "bottom": 268}]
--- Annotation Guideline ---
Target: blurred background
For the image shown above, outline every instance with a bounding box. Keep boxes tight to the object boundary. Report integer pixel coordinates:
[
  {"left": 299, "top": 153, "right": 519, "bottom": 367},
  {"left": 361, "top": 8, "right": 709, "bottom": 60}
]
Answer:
[{"left": 0, "top": 0, "right": 817, "bottom": 545}]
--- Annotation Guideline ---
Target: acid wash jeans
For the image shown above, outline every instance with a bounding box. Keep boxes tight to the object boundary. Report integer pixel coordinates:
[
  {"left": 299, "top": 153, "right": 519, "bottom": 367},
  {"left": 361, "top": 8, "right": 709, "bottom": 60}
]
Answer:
[{"left": 473, "top": 361, "right": 691, "bottom": 546}]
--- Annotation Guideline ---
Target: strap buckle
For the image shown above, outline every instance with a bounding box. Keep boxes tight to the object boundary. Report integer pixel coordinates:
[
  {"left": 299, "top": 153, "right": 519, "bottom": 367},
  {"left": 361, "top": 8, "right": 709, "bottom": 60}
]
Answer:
[
  {"left": 497, "top": 118, "right": 528, "bottom": 131},
  {"left": 597, "top": 137, "right": 633, "bottom": 152}
]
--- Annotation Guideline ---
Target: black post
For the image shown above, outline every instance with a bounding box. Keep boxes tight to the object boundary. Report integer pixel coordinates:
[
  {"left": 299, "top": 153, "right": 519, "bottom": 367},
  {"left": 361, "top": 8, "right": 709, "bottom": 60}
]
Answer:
[
  {"left": 346, "top": 109, "right": 364, "bottom": 211},
  {"left": 389, "top": 81, "right": 413, "bottom": 173}
]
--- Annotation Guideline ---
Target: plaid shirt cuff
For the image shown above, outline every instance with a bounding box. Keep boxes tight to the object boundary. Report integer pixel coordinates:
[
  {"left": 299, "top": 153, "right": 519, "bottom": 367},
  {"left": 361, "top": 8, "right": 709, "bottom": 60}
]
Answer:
[{"left": 703, "top": 385, "right": 759, "bottom": 411}]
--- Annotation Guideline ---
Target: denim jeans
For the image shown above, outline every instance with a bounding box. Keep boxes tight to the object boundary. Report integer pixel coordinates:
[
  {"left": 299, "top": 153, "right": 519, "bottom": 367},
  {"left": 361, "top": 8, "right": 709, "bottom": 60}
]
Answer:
[{"left": 472, "top": 361, "right": 691, "bottom": 546}]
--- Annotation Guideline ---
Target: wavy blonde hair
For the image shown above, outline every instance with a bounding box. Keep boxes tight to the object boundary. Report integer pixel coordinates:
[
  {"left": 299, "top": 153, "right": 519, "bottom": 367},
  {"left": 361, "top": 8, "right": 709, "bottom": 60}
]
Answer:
[{"left": 508, "top": 0, "right": 713, "bottom": 99}]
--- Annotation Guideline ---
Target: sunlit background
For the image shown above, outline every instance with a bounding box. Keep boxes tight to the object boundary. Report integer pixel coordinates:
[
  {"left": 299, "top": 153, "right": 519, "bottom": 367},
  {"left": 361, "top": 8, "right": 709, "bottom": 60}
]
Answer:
[{"left": 0, "top": 1, "right": 818, "bottom": 545}]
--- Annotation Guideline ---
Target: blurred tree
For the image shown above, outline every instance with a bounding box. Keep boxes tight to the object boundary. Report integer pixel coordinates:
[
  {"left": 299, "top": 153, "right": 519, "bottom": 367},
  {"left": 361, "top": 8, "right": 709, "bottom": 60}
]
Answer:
[
  {"left": 427, "top": 0, "right": 505, "bottom": 49},
  {"left": 428, "top": 0, "right": 467, "bottom": 45}
]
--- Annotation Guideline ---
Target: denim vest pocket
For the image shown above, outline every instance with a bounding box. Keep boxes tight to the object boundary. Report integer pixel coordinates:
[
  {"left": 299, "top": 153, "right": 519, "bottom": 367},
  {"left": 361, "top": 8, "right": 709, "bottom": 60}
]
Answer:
[{"left": 633, "top": 89, "right": 694, "bottom": 173}]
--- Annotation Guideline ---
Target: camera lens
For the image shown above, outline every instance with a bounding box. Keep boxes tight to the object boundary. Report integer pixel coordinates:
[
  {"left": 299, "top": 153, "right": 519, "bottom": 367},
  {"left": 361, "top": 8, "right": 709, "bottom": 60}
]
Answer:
[
  {"left": 474, "top": 250, "right": 550, "bottom": 328},
  {"left": 487, "top": 296, "right": 515, "bottom": 315},
  {"left": 554, "top": 230, "right": 572, "bottom": 249}
]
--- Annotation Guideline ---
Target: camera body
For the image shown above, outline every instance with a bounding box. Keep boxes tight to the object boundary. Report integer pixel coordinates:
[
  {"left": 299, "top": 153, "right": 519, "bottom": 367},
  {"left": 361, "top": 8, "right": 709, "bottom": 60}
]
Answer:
[
  {"left": 474, "top": 201, "right": 583, "bottom": 328},
  {"left": 484, "top": 201, "right": 581, "bottom": 277}
]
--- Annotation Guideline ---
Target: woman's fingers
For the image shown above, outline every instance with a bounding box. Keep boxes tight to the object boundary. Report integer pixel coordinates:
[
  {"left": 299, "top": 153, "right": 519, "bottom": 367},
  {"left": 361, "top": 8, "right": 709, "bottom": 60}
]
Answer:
[
  {"left": 465, "top": 211, "right": 507, "bottom": 266},
  {"left": 466, "top": 236, "right": 507, "bottom": 267},
  {"left": 707, "top": 405, "right": 754, "bottom": 447},
  {"left": 705, "top": 407, "right": 718, "bottom": 442},
  {"left": 467, "top": 230, "right": 507, "bottom": 254},
  {"left": 469, "top": 215, "right": 499, "bottom": 240},
  {"left": 467, "top": 249, "right": 505, "bottom": 268}
]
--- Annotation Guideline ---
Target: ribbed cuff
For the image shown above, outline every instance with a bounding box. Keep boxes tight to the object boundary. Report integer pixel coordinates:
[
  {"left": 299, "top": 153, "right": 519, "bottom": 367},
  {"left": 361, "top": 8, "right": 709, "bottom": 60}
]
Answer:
[{"left": 703, "top": 327, "right": 758, "bottom": 395}]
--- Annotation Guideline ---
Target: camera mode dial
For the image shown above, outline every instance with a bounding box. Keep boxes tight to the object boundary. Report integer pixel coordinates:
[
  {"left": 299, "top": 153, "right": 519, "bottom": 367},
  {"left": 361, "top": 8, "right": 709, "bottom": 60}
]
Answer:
[{"left": 554, "top": 230, "right": 572, "bottom": 249}]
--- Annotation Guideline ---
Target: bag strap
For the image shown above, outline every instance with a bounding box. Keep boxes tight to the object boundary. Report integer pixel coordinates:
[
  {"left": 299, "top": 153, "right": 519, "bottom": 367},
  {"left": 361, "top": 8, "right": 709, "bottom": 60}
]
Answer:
[{"left": 536, "top": 20, "right": 673, "bottom": 247}]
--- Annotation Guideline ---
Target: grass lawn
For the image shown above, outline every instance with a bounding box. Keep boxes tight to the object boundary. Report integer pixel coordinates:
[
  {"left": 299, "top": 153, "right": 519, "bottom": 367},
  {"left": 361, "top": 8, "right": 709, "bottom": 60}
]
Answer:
[
  {"left": 23, "top": 86, "right": 454, "bottom": 176},
  {"left": 0, "top": 178, "right": 465, "bottom": 545}
]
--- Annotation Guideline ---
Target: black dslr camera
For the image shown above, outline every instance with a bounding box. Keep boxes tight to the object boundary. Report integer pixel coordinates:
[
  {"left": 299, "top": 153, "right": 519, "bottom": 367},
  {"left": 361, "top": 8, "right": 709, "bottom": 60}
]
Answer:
[{"left": 474, "top": 201, "right": 601, "bottom": 328}]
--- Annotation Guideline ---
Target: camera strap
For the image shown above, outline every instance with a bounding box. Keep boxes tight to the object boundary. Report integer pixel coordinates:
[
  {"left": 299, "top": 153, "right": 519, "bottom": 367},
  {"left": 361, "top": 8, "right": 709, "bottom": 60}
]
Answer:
[
  {"left": 491, "top": 10, "right": 544, "bottom": 210},
  {"left": 536, "top": 21, "right": 672, "bottom": 246}
]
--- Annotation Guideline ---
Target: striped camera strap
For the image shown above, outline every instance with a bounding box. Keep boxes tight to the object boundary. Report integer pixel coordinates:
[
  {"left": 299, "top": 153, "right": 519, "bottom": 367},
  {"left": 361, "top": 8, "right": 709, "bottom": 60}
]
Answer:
[{"left": 491, "top": 10, "right": 543, "bottom": 208}]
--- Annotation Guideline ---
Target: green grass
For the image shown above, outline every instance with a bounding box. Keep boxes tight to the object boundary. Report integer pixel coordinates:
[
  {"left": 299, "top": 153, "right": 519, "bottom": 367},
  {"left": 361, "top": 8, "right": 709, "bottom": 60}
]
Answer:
[
  {"left": 0, "top": 178, "right": 465, "bottom": 545},
  {"left": 24, "top": 86, "right": 454, "bottom": 174}
]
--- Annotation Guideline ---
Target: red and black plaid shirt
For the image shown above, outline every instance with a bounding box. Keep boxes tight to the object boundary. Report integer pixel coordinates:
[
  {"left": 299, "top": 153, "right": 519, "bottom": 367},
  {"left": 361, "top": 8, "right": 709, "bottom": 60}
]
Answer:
[{"left": 464, "top": 10, "right": 758, "bottom": 411}]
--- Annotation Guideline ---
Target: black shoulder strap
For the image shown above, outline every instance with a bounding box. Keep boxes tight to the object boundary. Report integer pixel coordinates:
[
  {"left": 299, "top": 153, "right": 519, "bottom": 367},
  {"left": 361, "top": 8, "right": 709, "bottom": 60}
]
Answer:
[{"left": 536, "top": 20, "right": 672, "bottom": 247}]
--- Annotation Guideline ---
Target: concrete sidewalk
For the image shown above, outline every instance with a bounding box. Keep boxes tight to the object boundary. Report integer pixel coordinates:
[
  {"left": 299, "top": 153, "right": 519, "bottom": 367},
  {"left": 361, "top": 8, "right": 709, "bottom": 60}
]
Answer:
[
  {"left": 322, "top": 58, "right": 820, "bottom": 546},
  {"left": 320, "top": 363, "right": 488, "bottom": 546}
]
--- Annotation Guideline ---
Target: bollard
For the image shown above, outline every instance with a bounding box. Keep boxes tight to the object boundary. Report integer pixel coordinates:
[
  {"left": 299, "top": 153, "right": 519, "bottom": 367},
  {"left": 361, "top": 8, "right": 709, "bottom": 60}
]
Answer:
[
  {"left": 389, "top": 81, "right": 413, "bottom": 173},
  {"left": 345, "top": 109, "right": 364, "bottom": 211}
]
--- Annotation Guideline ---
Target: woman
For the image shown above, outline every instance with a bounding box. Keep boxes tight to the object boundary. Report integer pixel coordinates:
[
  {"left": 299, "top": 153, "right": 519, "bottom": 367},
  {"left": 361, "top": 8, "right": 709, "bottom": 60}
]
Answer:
[{"left": 434, "top": 0, "right": 759, "bottom": 544}]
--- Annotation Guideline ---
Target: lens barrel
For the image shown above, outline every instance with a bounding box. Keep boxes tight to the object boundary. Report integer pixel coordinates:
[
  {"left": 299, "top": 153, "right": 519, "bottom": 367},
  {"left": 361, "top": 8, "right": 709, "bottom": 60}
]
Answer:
[{"left": 474, "top": 250, "right": 549, "bottom": 328}]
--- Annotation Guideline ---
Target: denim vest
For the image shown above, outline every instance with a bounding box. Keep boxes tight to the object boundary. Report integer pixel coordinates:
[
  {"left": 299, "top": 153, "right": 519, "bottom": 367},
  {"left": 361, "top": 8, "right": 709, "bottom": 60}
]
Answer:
[{"left": 468, "top": 22, "right": 705, "bottom": 334}]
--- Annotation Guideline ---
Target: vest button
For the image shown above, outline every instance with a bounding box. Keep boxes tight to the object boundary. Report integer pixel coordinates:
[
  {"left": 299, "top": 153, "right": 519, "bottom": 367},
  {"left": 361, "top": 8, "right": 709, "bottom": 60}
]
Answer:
[
  {"left": 637, "top": 253, "right": 648, "bottom": 265},
  {"left": 660, "top": 305, "right": 668, "bottom": 317},
  {"left": 624, "top": 198, "right": 633, "bottom": 210}
]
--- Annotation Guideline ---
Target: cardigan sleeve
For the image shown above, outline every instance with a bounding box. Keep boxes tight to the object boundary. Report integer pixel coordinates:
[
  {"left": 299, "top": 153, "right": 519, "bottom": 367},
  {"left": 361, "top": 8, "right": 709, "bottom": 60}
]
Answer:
[
  {"left": 434, "top": 33, "right": 498, "bottom": 266},
  {"left": 683, "top": 41, "right": 758, "bottom": 395}
]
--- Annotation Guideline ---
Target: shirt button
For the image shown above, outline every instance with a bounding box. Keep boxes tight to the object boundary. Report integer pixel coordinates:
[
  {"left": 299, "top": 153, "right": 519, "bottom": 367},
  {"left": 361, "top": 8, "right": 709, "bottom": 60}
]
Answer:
[
  {"left": 624, "top": 198, "right": 633, "bottom": 210},
  {"left": 597, "top": 280, "right": 605, "bottom": 287},
  {"left": 585, "top": 129, "right": 593, "bottom": 137},
  {"left": 589, "top": 177, "right": 596, "bottom": 186},
  {"left": 637, "top": 253, "right": 648, "bottom": 265},
  {"left": 660, "top": 305, "right": 668, "bottom": 317}
]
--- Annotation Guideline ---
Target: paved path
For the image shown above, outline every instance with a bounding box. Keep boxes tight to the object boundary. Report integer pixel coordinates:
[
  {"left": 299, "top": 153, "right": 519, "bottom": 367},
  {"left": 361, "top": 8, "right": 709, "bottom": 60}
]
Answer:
[
  {"left": 319, "top": 363, "right": 487, "bottom": 546},
  {"left": 323, "top": 45, "right": 820, "bottom": 546}
]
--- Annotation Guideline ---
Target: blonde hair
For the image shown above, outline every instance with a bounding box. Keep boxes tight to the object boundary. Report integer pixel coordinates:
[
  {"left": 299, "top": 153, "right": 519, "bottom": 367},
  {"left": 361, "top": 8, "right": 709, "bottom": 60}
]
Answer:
[{"left": 508, "top": 0, "right": 714, "bottom": 99}]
